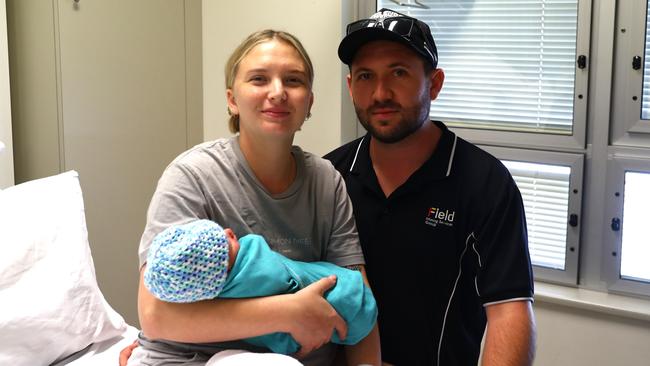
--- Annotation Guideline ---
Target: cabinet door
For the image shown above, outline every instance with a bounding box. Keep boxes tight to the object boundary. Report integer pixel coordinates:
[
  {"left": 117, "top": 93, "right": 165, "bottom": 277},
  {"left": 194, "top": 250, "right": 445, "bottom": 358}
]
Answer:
[{"left": 57, "top": 0, "right": 194, "bottom": 324}]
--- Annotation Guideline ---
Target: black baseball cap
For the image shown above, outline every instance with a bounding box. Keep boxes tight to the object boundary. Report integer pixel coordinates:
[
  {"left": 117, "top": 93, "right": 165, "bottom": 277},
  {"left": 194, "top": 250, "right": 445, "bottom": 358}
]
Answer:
[{"left": 338, "top": 8, "right": 438, "bottom": 68}]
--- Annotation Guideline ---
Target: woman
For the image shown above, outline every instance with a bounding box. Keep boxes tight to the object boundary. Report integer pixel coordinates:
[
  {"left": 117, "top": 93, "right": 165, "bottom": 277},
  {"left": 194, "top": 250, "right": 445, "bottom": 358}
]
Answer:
[{"left": 128, "top": 30, "right": 380, "bottom": 366}]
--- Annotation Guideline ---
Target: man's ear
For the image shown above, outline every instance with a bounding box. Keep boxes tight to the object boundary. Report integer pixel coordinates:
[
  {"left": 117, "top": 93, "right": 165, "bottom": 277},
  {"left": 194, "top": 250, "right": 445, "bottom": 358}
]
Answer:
[
  {"left": 346, "top": 74, "right": 353, "bottom": 98},
  {"left": 226, "top": 89, "right": 238, "bottom": 116},
  {"left": 429, "top": 68, "right": 445, "bottom": 101}
]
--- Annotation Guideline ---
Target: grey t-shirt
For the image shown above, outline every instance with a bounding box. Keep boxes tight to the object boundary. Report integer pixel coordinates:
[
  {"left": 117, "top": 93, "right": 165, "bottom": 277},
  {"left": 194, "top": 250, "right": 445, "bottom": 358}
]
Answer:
[{"left": 137, "top": 136, "right": 365, "bottom": 365}]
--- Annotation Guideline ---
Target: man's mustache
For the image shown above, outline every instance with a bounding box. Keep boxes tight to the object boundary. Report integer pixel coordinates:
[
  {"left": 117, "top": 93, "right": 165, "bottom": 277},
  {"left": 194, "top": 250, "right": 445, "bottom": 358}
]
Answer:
[{"left": 368, "top": 102, "right": 402, "bottom": 112}]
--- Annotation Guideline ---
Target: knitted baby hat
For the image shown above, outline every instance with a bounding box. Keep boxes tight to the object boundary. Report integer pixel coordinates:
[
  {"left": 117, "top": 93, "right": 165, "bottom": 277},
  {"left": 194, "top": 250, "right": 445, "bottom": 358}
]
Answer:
[{"left": 144, "top": 219, "right": 231, "bottom": 303}]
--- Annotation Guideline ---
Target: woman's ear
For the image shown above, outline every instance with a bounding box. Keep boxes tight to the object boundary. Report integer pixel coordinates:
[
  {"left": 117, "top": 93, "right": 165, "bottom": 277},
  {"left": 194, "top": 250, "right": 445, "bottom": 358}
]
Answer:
[
  {"left": 226, "top": 89, "right": 239, "bottom": 116},
  {"left": 305, "top": 91, "right": 314, "bottom": 122}
]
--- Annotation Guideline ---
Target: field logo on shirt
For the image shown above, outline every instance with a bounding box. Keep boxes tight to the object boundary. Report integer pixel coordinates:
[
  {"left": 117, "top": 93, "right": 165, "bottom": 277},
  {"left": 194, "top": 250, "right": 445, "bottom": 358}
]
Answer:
[{"left": 425, "top": 207, "right": 455, "bottom": 228}]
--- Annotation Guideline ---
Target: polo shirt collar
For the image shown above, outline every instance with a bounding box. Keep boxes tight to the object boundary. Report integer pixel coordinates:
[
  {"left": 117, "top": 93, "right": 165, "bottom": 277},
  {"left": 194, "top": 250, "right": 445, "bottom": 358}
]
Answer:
[{"left": 349, "top": 120, "right": 458, "bottom": 182}]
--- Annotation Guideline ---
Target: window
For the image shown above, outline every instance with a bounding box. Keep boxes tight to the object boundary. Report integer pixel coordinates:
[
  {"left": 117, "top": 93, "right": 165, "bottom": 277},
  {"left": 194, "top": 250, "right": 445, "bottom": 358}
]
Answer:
[
  {"left": 505, "top": 161, "right": 570, "bottom": 270},
  {"left": 612, "top": 0, "right": 650, "bottom": 145},
  {"left": 481, "top": 146, "right": 582, "bottom": 284},
  {"left": 605, "top": 0, "right": 650, "bottom": 297},
  {"left": 605, "top": 156, "right": 650, "bottom": 296},
  {"left": 372, "top": 0, "right": 590, "bottom": 150},
  {"left": 421, "top": 1, "right": 579, "bottom": 135},
  {"left": 620, "top": 171, "right": 650, "bottom": 282}
]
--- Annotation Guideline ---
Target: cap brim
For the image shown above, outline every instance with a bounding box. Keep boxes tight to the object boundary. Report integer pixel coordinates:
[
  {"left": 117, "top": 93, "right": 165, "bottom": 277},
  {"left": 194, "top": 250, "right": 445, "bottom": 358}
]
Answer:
[{"left": 338, "top": 27, "right": 416, "bottom": 65}]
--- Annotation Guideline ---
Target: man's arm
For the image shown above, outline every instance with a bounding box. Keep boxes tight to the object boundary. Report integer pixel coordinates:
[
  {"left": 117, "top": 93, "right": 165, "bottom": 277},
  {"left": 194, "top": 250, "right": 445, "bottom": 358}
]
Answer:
[
  {"left": 343, "top": 265, "right": 382, "bottom": 365},
  {"left": 481, "top": 300, "right": 536, "bottom": 366},
  {"left": 138, "top": 266, "right": 347, "bottom": 351}
]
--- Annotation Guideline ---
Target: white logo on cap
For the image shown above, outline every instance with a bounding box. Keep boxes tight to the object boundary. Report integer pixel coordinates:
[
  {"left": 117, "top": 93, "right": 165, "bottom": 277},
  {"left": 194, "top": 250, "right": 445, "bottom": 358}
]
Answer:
[{"left": 370, "top": 10, "right": 401, "bottom": 21}]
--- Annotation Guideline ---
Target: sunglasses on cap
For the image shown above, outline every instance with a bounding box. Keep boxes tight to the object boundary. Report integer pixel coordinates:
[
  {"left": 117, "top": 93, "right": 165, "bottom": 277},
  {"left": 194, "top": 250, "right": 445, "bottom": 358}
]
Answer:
[{"left": 345, "top": 15, "right": 437, "bottom": 67}]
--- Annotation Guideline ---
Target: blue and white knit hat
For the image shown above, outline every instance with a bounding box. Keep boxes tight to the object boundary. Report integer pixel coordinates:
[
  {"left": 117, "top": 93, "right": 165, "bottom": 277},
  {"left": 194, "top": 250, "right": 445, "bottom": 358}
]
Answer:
[{"left": 144, "top": 219, "right": 230, "bottom": 303}]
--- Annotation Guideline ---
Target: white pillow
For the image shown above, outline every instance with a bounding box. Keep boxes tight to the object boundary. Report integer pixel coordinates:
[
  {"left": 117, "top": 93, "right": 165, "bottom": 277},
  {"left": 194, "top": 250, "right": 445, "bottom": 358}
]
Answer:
[{"left": 0, "top": 171, "right": 127, "bottom": 366}]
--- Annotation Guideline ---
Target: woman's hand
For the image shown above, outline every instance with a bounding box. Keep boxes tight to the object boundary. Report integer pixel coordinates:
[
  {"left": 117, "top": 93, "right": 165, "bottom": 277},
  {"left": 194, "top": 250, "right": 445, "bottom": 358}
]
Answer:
[{"left": 287, "top": 275, "right": 348, "bottom": 359}]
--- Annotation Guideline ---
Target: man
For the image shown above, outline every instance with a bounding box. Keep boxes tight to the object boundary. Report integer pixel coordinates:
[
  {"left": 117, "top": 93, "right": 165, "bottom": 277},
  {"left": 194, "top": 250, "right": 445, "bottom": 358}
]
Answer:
[{"left": 323, "top": 8, "right": 536, "bottom": 366}]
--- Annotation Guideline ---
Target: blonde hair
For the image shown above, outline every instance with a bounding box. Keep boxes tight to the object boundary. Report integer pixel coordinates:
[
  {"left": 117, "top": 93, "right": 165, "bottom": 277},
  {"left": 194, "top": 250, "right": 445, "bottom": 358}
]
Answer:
[{"left": 225, "top": 30, "right": 314, "bottom": 133}]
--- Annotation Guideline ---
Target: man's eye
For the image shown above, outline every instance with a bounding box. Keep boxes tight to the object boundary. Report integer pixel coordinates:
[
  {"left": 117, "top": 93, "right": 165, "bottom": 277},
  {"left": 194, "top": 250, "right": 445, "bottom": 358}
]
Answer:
[
  {"left": 357, "top": 73, "right": 372, "bottom": 81},
  {"left": 394, "top": 69, "right": 407, "bottom": 77}
]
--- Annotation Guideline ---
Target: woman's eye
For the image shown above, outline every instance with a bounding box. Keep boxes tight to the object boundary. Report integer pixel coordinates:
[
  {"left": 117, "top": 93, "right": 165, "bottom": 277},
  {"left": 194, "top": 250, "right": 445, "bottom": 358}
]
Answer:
[
  {"left": 394, "top": 69, "right": 407, "bottom": 77},
  {"left": 286, "top": 77, "right": 304, "bottom": 85},
  {"left": 249, "top": 75, "right": 266, "bottom": 83}
]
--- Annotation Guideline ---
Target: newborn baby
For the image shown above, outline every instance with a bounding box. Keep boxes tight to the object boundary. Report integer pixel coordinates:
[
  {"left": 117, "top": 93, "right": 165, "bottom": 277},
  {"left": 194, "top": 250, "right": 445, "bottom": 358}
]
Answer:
[{"left": 144, "top": 219, "right": 377, "bottom": 355}]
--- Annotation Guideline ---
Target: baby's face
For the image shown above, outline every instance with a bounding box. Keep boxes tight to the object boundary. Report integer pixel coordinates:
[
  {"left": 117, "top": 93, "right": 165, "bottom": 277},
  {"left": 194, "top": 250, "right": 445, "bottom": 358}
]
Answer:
[{"left": 224, "top": 228, "right": 240, "bottom": 271}]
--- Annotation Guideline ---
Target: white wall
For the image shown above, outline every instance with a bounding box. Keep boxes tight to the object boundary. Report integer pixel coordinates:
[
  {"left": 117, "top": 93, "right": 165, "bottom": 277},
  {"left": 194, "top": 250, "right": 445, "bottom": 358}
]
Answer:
[
  {"left": 0, "top": 0, "right": 14, "bottom": 189},
  {"left": 534, "top": 301, "right": 650, "bottom": 365},
  {"left": 202, "top": 0, "right": 358, "bottom": 156}
]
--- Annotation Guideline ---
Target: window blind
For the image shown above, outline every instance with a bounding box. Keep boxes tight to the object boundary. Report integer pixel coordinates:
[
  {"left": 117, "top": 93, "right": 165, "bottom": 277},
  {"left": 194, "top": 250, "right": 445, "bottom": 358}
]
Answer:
[
  {"left": 642, "top": 0, "right": 650, "bottom": 120},
  {"left": 502, "top": 160, "right": 570, "bottom": 270},
  {"left": 378, "top": 0, "right": 579, "bottom": 134}
]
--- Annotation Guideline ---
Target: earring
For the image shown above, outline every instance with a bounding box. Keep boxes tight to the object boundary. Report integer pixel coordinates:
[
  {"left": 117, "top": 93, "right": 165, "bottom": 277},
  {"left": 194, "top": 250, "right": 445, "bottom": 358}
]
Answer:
[{"left": 306, "top": 112, "right": 312, "bottom": 120}]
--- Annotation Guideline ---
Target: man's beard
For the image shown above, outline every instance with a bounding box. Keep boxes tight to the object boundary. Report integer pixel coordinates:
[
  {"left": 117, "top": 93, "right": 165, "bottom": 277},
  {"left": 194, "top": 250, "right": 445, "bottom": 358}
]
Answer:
[{"left": 355, "top": 98, "right": 431, "bottom": 144}]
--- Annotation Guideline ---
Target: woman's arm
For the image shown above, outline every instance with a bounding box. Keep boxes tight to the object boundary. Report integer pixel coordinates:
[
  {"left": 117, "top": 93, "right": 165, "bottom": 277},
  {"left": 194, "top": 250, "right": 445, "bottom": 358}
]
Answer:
[{"left": 138, "top": 266, "right": 348, "bottom": 351}]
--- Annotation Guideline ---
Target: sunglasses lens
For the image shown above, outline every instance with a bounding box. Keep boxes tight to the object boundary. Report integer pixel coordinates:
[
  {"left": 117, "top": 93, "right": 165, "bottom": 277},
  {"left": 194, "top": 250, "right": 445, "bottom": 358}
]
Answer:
[
  {"left": 347, "top": 17, "right": 417, "bottom": 39},
  {"left": 383, "top": 18, "right": 414, "bottom": 36},
  {"left": 347, "top": 19, "right": 374, "bottom": 34}
]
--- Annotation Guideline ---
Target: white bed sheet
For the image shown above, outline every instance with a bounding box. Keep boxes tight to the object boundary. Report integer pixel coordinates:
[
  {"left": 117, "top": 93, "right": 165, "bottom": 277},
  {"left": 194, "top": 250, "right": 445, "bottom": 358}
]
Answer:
[{"left": 52, "top": 325, "right": 140, "bottom": 366}]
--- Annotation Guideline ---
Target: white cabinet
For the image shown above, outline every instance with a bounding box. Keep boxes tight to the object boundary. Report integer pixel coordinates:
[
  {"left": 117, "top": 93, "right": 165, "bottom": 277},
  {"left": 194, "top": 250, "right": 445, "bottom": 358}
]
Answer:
[{"left": 7, "top": 0, "right": 202, "bottom": 325}]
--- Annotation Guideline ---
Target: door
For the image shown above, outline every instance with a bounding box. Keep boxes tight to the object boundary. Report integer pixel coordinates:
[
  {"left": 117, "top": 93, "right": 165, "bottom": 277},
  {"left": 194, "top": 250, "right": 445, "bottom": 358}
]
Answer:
[{"left": 56, "top": 0, "right": 199, "bottom": 325}]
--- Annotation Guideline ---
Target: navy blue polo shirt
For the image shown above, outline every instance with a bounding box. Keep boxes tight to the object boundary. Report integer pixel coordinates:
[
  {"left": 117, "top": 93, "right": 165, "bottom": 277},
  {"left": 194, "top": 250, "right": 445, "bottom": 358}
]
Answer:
[{"left": 324, "top": 121, "right": 533, "bottom": 366}]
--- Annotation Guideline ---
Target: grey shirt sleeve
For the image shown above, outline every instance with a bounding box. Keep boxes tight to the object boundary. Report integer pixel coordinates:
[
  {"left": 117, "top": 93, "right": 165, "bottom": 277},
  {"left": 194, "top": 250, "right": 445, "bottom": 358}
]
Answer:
[{"left": 323, "top": 164, "right": 366, "bottom": 268}]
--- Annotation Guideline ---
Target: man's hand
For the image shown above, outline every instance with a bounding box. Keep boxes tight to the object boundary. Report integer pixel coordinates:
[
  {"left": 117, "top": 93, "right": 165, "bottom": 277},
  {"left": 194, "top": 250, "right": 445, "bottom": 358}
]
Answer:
[
  {"left": 118, "top": 340, "right": 138, "bottom": 366},
  {"left": 287, "top": 275, "right": 347, "bottom": 359}
]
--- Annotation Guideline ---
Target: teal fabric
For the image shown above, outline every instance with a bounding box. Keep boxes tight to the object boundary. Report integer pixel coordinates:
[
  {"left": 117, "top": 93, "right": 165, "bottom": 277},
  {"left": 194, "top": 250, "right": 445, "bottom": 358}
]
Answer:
[{"left": 220, "top": 234, "right": 377, "bottom": 354}]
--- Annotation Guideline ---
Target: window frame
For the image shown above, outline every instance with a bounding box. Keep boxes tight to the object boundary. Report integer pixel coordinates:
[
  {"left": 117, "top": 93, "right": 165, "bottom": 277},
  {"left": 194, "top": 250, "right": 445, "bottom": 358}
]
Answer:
[
  {"left": 604, "top": 151, "right": 650, "bottom": 297},
  {"left": 611, "top": 0, "right": 650, "bottom": 146},
  {"left": 480, "top": 145, "right": 584, "bottom": 285}
]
